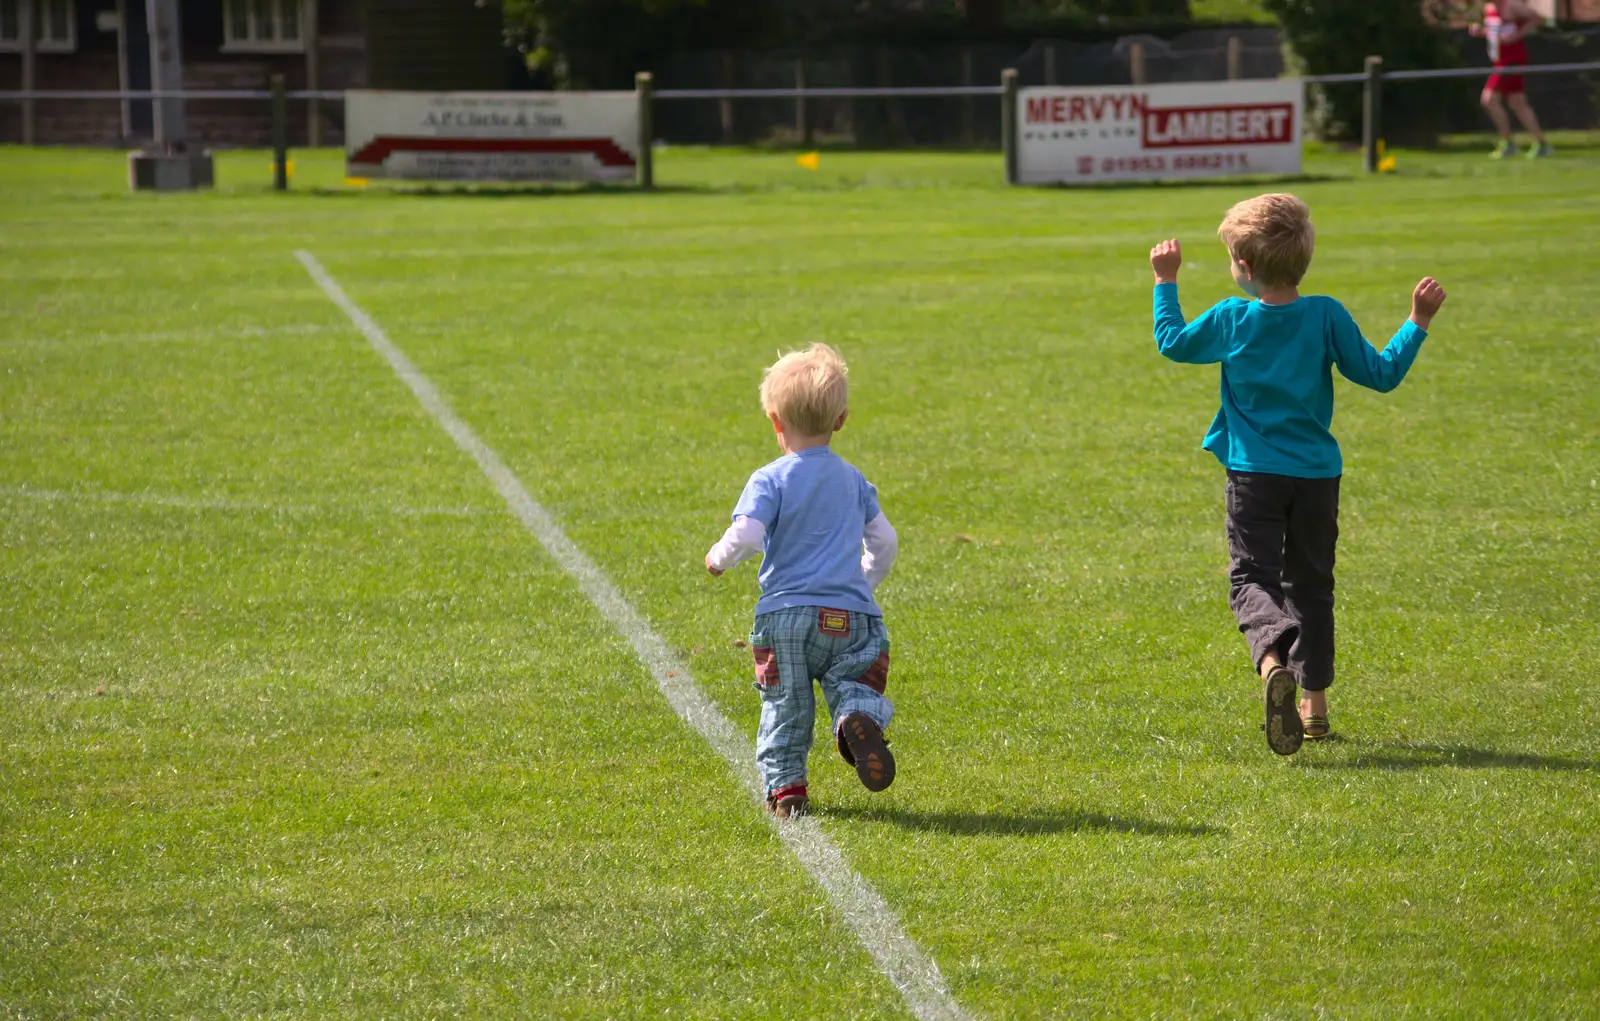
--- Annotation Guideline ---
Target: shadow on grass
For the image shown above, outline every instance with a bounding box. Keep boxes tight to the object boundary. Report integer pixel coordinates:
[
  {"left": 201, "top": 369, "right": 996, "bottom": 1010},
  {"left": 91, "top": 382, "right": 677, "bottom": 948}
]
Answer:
[
  {"left": 1311, "top": 739, "right": 1598, "bottom": 773},
  {"left": 823, "top": 805, "right": 1222, "bottom": 838}
]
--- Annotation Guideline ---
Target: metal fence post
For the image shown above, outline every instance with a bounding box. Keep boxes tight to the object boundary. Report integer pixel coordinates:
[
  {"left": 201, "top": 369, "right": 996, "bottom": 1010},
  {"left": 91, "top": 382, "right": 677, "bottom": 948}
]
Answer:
[
  {"left": 795, "top": 58, "right": 810, "bottom": 148},
  {"left": 636, "top": 71, "right": 654, "bottom": 190},
  {"left": 959, "top": 47, "right": 974, "bottom": 148},
  {"left": 1363, "top": 55, "right": 1383, "bottom": 174},
  {"left": 271, "top": 74, "right": 288, "bottom": 191},
  {"left": 719, "top": 51, "right": 734, "bottom": 144},
  {"left": 1227, "top": 35, "right": 1242, "bottom": 81},
  {"left": 1002, "top": 67, "right": 1018, "bottom": 185},
  {"left": 1130, "top": 42, "right": 1146, "bottom": 86}
]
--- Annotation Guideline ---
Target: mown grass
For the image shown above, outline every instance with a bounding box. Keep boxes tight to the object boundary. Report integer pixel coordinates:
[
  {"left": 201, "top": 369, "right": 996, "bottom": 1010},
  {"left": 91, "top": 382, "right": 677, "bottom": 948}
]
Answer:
[{"left": 2, "top": 144, "right": 1597, "bottom": 1019}]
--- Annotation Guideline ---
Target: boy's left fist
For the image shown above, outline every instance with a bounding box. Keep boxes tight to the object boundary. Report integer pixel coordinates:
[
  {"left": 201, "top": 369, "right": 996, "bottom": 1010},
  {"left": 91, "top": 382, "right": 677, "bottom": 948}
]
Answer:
[
  {"left": 1150, "top": 239, "right": 1182, "bottom": 284},
  {"left": 1410, "top": 276, "right": 1447, "bottom": 328},
  {"left": 705, "top": 554, "right": 724, "bottom": 576}
]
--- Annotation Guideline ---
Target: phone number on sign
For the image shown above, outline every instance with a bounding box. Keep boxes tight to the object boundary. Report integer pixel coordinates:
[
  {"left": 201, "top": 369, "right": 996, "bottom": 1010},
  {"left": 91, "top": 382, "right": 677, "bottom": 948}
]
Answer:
[{"left": 1078, "top": 151, "right": 1256, "bottom": 175}]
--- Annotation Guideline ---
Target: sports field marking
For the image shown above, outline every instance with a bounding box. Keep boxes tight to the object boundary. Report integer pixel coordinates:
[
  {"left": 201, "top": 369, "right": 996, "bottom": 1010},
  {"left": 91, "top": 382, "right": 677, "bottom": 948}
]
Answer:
[
  {"left": 0, "top": 484, "right": 489, "bottom": 520},
  {"left": 296, "top": 250, "right": 974, "bottom": 1021}
]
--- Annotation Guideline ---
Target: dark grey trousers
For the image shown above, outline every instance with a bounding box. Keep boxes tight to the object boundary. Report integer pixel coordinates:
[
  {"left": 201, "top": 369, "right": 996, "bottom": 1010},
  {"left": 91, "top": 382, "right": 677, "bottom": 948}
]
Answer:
[{"left": 1225, "top": 470, "right": 1340, "bottom": 692}]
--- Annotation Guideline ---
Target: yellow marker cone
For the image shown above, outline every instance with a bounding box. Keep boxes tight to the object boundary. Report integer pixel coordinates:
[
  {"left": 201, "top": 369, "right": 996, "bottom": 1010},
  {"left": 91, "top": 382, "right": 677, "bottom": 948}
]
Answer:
[
  {"left": 796, "top": 151, "right": 820, "bottom": 171},
  {"left": 344, "top": 177, "right": 369, "bottom": 188},
  {"left": 1377, "top": 140, "right": 1397, "bottom": 173}
]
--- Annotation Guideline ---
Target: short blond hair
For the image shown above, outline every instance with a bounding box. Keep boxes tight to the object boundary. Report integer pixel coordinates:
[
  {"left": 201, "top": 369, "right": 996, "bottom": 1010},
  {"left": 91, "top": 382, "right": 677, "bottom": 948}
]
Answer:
[
  {"left": 1218, "top": 193, "right": 1315, "bottom": 287},
  {"left": 760, "top": 342, "right": 849, "bottom": 436}
]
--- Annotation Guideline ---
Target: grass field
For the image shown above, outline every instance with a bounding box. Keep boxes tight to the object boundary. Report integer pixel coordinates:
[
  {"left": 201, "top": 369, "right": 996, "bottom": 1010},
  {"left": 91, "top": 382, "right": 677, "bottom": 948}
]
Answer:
[{"left": 2, "top": 142, "right": 1597, "bottom": 1020}]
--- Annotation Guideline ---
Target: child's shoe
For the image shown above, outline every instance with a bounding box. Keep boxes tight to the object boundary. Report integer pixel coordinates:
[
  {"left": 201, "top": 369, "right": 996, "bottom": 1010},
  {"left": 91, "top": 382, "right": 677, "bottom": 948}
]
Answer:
[
  {"left": 1302, "top": 712, "right": 1331, "bottom": 740},
  {"left": 836, "top": 712, "right": 895, "bottom": 791},
  {"left": 1525, "top": 141, "right": 1553, "bottom": 159},
  {"left": 766, "top": 783, "right": 810, "bottom": 818},
  {"left": 1490, "top": 140, "right": 1519, "bottom": 159},
  {"left": 1263, "top": 664, "right": 1303, "bottom": 756}
]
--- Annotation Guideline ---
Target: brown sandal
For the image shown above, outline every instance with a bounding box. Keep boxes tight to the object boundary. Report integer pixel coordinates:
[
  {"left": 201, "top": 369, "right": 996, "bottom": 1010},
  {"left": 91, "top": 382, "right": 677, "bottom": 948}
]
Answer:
[{"left": 1302, "top": 714, "right": 1331, "bottom": 740}]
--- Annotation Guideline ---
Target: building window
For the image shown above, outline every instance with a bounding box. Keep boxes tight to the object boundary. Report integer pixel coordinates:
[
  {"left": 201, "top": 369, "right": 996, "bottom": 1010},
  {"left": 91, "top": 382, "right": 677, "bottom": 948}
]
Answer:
[
  {"left": 0, "top": 0, "right": 78, "bottom": 53},
  {"left": 224, "top": 0, "right": 305, "bottom": 53}
]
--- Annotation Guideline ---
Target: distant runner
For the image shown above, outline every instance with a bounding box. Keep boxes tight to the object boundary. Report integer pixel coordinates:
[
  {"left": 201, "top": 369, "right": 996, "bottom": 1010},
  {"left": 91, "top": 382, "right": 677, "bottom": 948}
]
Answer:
[{"left": 1471, "top": 0, "right": 1553, "bottom": 159}]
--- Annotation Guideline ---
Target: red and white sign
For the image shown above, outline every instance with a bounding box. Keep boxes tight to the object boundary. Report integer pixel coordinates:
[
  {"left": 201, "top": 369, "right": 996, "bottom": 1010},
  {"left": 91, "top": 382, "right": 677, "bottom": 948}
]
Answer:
[
  {"left": 345, "top": 90, "right": 639, "bottom": 183},
  {"left": 1016, "top": 80, "right": 1302, "bottom": 185}
]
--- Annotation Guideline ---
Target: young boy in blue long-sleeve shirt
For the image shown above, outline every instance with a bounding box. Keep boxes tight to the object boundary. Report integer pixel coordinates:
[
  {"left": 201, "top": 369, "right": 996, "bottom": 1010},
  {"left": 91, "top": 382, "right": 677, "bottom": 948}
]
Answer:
[
  {"left": 705, "top": 343, "right": 899, "bottom": 817},
  {"left": 1150, "top": 193, "right": 1447, "bottom": 755}
]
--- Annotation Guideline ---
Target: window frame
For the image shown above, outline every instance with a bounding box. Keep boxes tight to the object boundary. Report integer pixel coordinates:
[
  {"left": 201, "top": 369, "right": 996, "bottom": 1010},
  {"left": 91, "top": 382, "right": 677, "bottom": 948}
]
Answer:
[
  {"left": 0, "top": 0, "right": 80, "bottom": 54},
  {"left": 221, "top": 0, "right": 307, "bottom": 54}
]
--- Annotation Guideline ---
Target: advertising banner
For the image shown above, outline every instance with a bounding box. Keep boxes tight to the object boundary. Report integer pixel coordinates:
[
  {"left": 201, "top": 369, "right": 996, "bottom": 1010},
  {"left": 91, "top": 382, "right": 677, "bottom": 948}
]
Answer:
[
  {"left": 346, "top": 90, "right": 639, "bottom": 183},
  {"left": 1017, "top": 80, "right": 1303, "bottom": 185}
]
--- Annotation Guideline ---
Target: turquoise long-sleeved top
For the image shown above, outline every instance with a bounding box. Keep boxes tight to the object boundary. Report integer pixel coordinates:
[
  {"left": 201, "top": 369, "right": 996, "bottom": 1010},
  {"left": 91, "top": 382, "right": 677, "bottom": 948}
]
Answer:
[{"left": 1153, "top": 282, "right": 1428, "bottom": 478}]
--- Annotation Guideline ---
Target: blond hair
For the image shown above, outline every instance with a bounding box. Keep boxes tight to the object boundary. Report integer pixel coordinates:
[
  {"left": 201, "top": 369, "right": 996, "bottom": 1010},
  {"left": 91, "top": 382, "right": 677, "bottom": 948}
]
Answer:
[
  {"left": 1217, "top": 193, "right": 1315, "bottom": 287},
  {"left": 760, "top": 342, "right": 849, "bottom": 436}
]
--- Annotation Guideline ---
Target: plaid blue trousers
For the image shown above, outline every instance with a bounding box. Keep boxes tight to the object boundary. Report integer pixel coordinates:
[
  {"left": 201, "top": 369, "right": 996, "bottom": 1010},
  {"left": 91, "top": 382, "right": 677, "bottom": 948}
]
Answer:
[{"left": 750, "top": 605, "right": 894, "bottom": 795}]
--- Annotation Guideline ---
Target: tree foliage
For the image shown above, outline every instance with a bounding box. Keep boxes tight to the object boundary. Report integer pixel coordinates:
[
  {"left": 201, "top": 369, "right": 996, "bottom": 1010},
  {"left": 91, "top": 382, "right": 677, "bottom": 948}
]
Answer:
[{"left": 1263, "top": 0, "right": 1471, "bottom": 141}]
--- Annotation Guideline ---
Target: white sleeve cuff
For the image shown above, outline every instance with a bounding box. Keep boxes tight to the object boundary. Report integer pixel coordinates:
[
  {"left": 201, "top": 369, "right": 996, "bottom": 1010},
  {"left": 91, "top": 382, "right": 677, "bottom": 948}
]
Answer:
[
  {"left": 707, "top": 515, "right": 766, "bottom": 572},
  {"left": 861, "top": 512, "right": 898, "bottom": 590}
]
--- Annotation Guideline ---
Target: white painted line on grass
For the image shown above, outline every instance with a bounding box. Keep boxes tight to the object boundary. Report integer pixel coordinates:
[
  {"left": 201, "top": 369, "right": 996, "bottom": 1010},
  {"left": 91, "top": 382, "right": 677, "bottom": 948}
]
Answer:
[{"left": 296, "top": 250, "right": 974, "bottom": 1021}]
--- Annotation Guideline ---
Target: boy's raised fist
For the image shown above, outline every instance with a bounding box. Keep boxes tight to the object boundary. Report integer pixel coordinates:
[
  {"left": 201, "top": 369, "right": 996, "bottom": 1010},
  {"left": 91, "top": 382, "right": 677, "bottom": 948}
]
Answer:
[
  {"left": 1150, "top": 239, "right": 1183, "bottom": 284},
  {"left": 1410, "top": 277, "right": 1447, "bottom": 328}
]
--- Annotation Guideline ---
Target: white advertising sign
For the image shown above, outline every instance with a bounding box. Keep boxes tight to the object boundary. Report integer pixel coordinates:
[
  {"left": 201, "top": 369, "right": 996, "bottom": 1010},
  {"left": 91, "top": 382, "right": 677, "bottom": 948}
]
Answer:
[
  {"left": 345, "top": 90, "right": 640, "bottom": 183},
  {"left": 1017, "top": 79, "right": 1303, "bottom": 185}
]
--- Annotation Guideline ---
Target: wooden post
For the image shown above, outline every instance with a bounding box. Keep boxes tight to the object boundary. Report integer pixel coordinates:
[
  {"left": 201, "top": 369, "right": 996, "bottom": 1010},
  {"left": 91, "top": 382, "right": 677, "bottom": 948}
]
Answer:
[
  {"left": 636, "top": 71, "right": 653, "bottom": 190},
  {"left": 795, "top": 57, "right": 810, "bottom": 148},
  {"left": 877, "top": 46, "right": 906, "bottom": 145},
  {"left": 1226, "top": 35, "right": 1242, "bottom": 81},
  {"left": 843, "top": 52, "right": 856, "bottom": 144},
  {"left": 1043, "top": 44, "right": 1056, "bottom": 86},
  {"left": 1362, "top": 55, "right": 1383, "bottom": 174},
  {"left": 305, "top": 0, "right": 321, "bottom": 146},
  {"left": 719, "top": 51, "right": 734, "bottom": 144},
  {"left": 271, "top": 73, "right": 288, "bottom": 190},
  {"left": 1129, "top": 42, "right": 1146, "bottom": 86},
  {"left": 20, "top": 0, "right": 35, "bottom": 145},
  {"left": 1002, "top": 67, "right": 1018, "bottom": 185},
  {"left": 959, "top": 47, "right": 974, "bottom": 148}
]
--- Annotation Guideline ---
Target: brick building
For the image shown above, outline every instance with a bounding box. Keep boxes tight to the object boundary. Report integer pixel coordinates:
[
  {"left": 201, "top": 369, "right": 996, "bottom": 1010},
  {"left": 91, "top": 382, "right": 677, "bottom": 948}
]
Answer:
[{"left": 0, "top": 0, "right": 366, "bottom": 145}]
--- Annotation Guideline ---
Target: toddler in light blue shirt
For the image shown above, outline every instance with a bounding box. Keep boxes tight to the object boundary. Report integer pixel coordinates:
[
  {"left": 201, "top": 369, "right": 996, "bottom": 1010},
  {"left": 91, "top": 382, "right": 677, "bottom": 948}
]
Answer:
[{"left": 706, "top": 343, "right": 899, "bottom": 818}]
